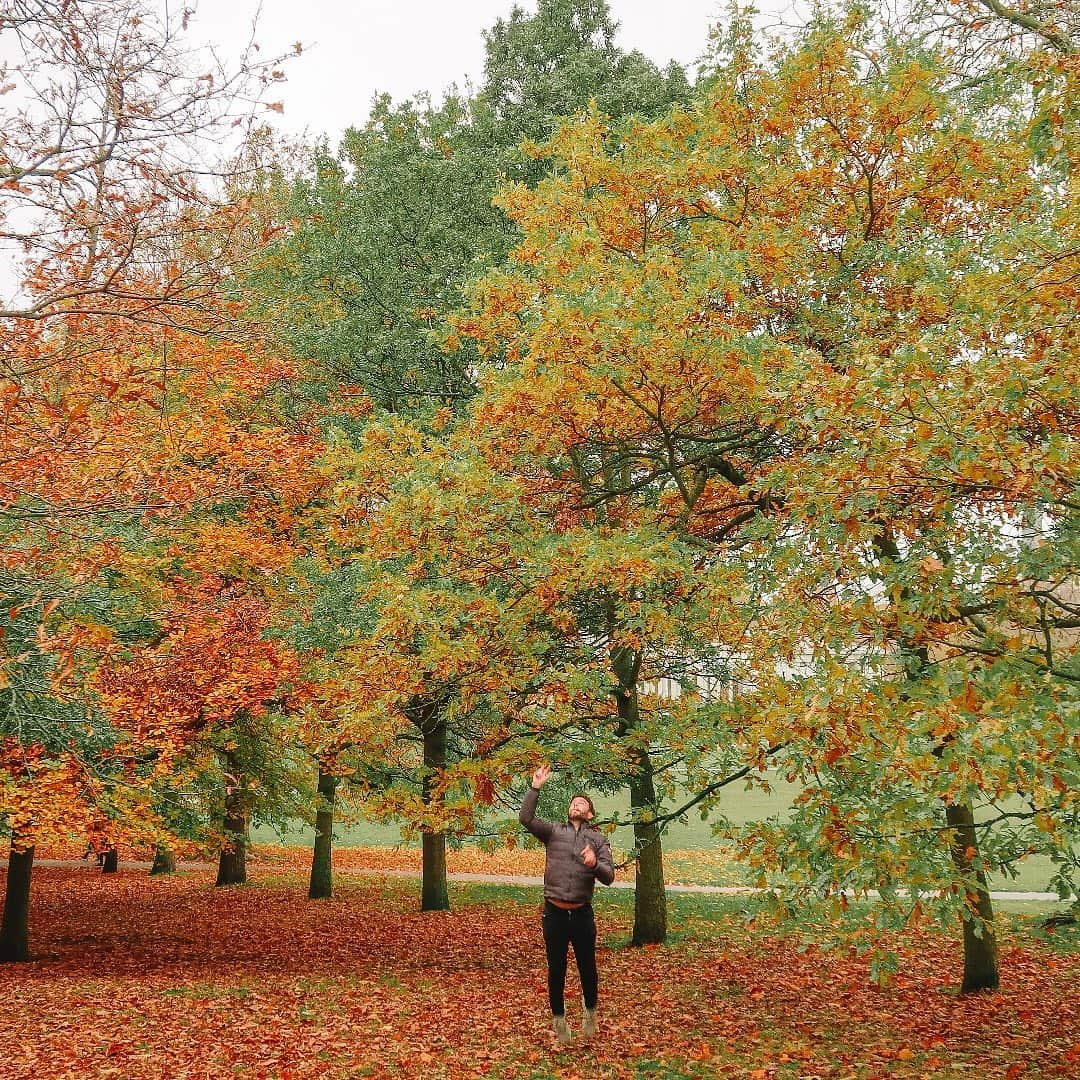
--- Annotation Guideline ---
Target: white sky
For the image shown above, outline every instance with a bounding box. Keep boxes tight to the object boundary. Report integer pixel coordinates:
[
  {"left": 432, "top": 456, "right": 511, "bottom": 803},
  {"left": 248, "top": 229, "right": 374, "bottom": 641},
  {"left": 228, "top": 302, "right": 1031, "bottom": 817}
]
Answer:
[
  {"left": 185, "top": 0, "right": 800, "bottom": 145},
  {"left": 1, "top": 0, "right": 802, "bottom": 302}
]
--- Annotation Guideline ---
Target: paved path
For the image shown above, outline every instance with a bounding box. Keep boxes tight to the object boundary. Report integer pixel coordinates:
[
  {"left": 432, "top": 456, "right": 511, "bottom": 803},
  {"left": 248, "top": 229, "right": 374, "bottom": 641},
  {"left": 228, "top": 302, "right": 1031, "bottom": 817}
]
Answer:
[{"left": 5, "top": 859, "right": 1071, "bottom": 902}]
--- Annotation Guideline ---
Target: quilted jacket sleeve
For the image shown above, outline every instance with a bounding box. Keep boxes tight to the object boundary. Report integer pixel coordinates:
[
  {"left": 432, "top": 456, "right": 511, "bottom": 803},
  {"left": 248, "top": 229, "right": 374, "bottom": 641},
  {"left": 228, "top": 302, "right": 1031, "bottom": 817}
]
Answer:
[{"left": 518, "top": 785, "right": 554, "bottom": 842}]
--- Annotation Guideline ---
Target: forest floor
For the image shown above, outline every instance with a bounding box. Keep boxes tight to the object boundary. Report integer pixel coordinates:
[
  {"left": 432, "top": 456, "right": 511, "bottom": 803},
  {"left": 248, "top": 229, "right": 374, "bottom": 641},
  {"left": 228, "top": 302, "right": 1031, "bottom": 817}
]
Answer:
[
  {"left": 17, "top": 849, "right": 1067, "bottom": 902},
  {"left": 2, "top": 864, "right": 1078, "bottom": 1079},
  {"left": 27, "top": 839, "right": 1074, "bottom": 898}
]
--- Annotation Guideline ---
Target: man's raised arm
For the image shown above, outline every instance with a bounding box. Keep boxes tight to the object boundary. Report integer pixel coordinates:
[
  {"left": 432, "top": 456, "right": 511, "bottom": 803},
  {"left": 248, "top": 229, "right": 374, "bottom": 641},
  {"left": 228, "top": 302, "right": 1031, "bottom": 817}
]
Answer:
[{"left": 519, "top": 764, "right": 555, "bottom": 842}]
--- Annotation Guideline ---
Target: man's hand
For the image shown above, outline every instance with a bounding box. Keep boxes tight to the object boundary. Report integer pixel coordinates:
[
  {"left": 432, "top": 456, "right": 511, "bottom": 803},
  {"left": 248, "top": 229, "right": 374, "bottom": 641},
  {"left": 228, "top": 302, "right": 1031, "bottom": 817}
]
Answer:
[
  {"left": 531, "top": 764, "right": 552, "bottom": 790},
  {"left": 582, "top": 842, "right": 597, "bottom": 869}
]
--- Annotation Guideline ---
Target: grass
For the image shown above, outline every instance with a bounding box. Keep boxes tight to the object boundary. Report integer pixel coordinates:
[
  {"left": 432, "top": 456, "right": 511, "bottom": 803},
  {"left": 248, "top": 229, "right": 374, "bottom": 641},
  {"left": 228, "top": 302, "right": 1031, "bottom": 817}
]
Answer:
[{"left": 252, "top": 775, "right": 1067, "bottom": 895}]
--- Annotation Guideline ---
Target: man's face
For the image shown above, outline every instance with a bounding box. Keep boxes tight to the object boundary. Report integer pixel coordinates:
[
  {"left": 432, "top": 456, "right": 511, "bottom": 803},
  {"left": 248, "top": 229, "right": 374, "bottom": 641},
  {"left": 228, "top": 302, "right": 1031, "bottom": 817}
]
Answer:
[{"left": 568, "top": 796, "right": 594, "bottom": 822}]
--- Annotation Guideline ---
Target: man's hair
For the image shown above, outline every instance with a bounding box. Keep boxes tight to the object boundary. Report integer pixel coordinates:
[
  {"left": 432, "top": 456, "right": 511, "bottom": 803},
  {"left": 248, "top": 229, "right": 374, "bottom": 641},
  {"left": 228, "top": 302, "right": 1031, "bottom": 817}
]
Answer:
[{"left": 569, "top": 792, "right": 595, "bottom": 818}]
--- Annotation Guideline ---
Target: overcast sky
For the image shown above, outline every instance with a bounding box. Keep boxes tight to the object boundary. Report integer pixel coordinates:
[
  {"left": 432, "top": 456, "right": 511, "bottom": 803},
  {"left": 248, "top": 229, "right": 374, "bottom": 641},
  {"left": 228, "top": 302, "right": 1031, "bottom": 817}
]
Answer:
[
  {"left": 0, "top": 1, "right": 804, "bottom": 302},
  {"left": 186, "top": 0, "right": 800, "bottom": 145}
]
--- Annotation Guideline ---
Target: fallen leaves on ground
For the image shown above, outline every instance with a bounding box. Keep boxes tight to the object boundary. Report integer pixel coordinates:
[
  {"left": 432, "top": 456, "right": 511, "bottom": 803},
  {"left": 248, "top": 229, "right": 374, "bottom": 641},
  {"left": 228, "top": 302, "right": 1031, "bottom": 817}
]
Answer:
[
  {"left": 2, "top": 867, "right": 1077, "bottom": 1079},
  {"left": 34, "top": 840, "right": 749, "bottom": 887}
]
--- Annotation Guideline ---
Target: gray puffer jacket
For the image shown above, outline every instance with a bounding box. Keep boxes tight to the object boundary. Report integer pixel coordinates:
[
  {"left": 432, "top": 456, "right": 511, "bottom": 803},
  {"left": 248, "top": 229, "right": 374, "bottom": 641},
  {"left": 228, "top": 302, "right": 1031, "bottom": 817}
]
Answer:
[{"left": 519, "top": 786, "right": 615, "bottom": 904}]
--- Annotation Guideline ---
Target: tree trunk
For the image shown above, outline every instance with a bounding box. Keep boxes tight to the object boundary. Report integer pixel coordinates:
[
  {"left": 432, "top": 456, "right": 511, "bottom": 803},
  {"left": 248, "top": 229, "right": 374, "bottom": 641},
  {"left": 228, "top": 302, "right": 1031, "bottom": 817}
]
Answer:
[
  {"left": 946, "top": 800, "right": 999, "bottom": 993},
  {"left": 216, "top": 755, "right": 249, "bottom": 886},
  {"left": 216, "top": 802, "right": 248, "bottom": 886},
  {"left": 421, "top": 714, "right": 449, "bottom": 912},
  {"left": 629, "top": 745, "right": 667, "bottom": 945},
  {"left": 0, "top": 840, "right": 33, "bottom": 963},
  {"left": 308, "top": 767, "right": 338, "bottom": 900},
  {"left": 149, "top": 845, "right": 177, "bottom": 875},
  {"left": 421, "top": 831, "right": 448, "bottom": 912},
  {"left": 610, "top": 627, "right": 667, "bottom": 946},
  {"left": 101, "top": 846, "right": 118, "bottom": 873},
  {"left": 871, "top": 535, "right": 1000, "bottom": 992}
]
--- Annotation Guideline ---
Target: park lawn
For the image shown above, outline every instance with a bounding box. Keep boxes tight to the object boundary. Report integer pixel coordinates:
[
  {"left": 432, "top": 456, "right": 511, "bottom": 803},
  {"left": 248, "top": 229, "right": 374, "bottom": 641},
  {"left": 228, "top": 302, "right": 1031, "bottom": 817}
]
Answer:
[
  {"left": 250, "top": 775, "right": 1064, "bottom": 894},
  {"left": 1, "top": 867, "right": 1077, "bottom": 1080}
]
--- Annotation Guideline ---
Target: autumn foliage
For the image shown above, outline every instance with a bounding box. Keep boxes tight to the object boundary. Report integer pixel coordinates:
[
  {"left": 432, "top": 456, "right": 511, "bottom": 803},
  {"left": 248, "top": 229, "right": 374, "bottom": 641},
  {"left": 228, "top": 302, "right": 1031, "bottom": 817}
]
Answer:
[
  {"left": 2, "top": 4, "right": 1078, "bottom": 1077},
  {"left": 452, "top": 13, "right": 1079, "bottom": 985}
]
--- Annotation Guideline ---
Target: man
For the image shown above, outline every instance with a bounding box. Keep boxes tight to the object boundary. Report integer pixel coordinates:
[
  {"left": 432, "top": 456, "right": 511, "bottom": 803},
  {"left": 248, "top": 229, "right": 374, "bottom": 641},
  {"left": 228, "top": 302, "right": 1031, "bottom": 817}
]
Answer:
[{"left": 519, "top": 763, "right": 615, "bottom": 1045}]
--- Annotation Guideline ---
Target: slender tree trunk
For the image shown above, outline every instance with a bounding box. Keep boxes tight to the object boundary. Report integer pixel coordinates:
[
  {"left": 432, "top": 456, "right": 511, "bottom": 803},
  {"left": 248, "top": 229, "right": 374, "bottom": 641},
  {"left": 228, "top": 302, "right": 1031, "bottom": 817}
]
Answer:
[
  {"left": 216, "top": 754, "right": 249, "bottom": 886},
  {"left": 421, "top": 714, "right": 449, "bottom": 912},
  {"left": 101, "top": 846, "right": 118, "bottom": 874},
  {"left": 0, "top": 839, "right": 33, "bottom": 963},
  {"left": 308, "top": 767, "right": 338, "bottom": 900},
  {"left": 216, "top": 801, "right": 248, "bottom": 886},
  {"left": 874, "top": 533, "right": 998, "bottom": 993},
  {"left": 629, "top": 744, "right": 667, "bottom": 945},
  {"left": 421, "top": 832, "right": 448, "bottom": 912},
  {"left": 945, "top": 800, "right": 999, "bottom": 992},
  {"left": 610, "top": 626, "right": 667, "bottom": 946},
  {"left": 149, "top": 845, "right": 177, "bottom": 875}
]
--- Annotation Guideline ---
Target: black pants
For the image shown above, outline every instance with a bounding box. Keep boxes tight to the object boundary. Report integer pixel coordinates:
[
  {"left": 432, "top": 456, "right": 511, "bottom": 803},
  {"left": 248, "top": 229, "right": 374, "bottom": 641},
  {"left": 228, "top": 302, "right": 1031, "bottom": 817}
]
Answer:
[{"left": 542, "top": 900, "right": 598, "bottom": 1016}]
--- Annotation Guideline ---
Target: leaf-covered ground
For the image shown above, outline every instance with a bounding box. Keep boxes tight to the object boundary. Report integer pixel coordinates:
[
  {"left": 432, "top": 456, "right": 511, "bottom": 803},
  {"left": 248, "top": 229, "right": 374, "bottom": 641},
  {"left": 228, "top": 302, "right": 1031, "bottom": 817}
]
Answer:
[
  {"left": 33, "top": 841, "right": 779, "bottom": 889},
  {"left": 2, "top": 867, "right": 1078, "bottom": 1079},
  {"left": 249, "top": 843, "right": 750, "bottom": 888},
  {"left": 39, "top": 838, "right": 1061, "bottom": 894}
]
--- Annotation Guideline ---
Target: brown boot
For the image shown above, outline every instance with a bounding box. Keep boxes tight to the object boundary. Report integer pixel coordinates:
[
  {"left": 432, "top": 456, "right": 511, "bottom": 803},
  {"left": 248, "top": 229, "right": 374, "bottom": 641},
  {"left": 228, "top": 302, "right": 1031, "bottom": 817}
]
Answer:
[{"left": 552, "top": 1015, "right": 573, "bottom": 1045}]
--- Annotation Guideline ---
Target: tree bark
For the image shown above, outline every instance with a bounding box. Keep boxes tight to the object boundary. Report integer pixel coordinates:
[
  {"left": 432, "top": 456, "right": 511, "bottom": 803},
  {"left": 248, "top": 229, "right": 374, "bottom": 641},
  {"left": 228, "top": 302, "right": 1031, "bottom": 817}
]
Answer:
[
  {"left": 629, "top": 744, "right": 667, "bottom": 945},
  {"left": 0, "top": 840, "right": 33, "bottom": 963},
  {"left": 216, "top": 754, "right": 249, "bottom": 886},
  {"left": 216, "top": 802, "right": 248, "bottom": 886},
  {"left": 610, "top": 626, "right": 667, "bottom": 945},
  {"left": 421, "top": 831, "right": 448, "bottom": 912},
  {"left": 149, "top": 845, "right": 177, "bottom": 875},
  {"left": 101, "top": 846, "right": 118, "bottom": 873},
  {"left": 308, "top": 767, "right": 338, "bottom": 900},
  {"left": 421, "top": 714, "right": 450, "bottom": 912},
  {"left": 946, "top": 799, "right": 1000, "bottom": 992}
]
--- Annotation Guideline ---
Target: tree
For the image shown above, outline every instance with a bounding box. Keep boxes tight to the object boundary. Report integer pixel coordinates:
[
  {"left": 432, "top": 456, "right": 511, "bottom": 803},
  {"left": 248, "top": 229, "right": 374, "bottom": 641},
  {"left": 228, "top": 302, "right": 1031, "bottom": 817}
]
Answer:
[
  {"left": 910, "top": 0, "right": 1076, "bottom": 75},
  {"left": 248, "top": 96, "right": 506, "bottom": 416},
  {"left": 244, "top": 0, "right": 694, "bottom": 907},
  {"left": 1, "top": 0, "right": 295, "bottom": 955},
  {"left": 454, "top": 13, "right": 1077, "bottom": 987},
  {"left": 0, "top": 743, "right": 93, "bottom": 960},
  {"left": 0, "top": 0, "right": 289, "bottom": 328},
  {"left": 306, "top": 424, "right": 569, "bottom": 911},
  {"left": 98, "top": 581, "right": 303, "bottom": 888},
  {"left": 477, "top": 0, "right": 690, "bottom": 181},
  {"left": 250, "top": 0, "right": 690, "bottom": 416}
]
